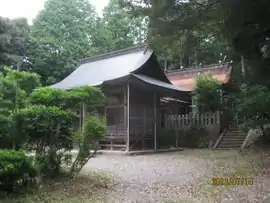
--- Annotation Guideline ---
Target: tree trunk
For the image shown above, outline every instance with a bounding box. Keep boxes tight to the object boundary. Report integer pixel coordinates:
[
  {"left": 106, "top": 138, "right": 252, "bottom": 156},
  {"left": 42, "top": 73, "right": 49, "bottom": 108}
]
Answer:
[{"left": 241, "top": 55, "right": 245, "bottom": 79}]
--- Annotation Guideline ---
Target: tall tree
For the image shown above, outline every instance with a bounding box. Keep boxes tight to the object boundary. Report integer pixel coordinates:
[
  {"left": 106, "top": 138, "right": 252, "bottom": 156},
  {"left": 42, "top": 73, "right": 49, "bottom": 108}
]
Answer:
[
  {"left": 0, "top": 17, "right": 29, "bottom": 66},
  {"left": 27, "top": 0, "right": 99, "bottom": 85},
  {"left": 92, "top": 0, "right": 147, "bottom": 54},
  {"left": 215, "top": 0, "right": 270, "bottom": 85},
  {"left": 122, "top": 0, "right": 233, "bottom": 69}
]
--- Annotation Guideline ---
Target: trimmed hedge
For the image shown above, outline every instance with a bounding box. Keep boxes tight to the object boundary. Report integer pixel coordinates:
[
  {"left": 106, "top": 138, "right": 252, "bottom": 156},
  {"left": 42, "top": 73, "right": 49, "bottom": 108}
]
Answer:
[{"left": 0, "top": 150, "right": 38, "bottom": 191}]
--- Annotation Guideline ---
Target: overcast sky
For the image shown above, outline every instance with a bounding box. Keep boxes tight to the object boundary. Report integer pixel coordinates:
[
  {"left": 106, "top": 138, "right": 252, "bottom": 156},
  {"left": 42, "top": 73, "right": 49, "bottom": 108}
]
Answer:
[{"left": 0, "top": 0, "right": 109, "bottom": 24}]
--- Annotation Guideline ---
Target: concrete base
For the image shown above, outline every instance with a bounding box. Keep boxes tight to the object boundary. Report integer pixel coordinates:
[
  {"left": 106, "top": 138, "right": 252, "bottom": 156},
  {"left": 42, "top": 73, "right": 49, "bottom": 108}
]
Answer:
[
  {"left": 98, "top": 148, "right": 185, "bottom": 156},
  {"left": 46, "top": 148, "right": 185, "bottom": 157}
]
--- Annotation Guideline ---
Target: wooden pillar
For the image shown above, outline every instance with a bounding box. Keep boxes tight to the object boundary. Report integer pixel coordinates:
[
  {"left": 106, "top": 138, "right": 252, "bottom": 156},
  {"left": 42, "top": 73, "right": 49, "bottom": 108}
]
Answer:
[
  {"left": 104, "top": 106, "right": 107, "bottom": 121},
  {"left": 154, "top": 92, "right": 157, "bottom": 151},
  {"left": 191, "top": 97, "right": 197, "bottom": 114},
  {"left": 175, "top": 129, "right": 179, "bottom": 148},
  {"left": 126, "top": 83, "right": 130, "bottom": 152},
  {"left": 79, "top": 104, "right": 82, "bottom": 133},
  {"left": 124, "top": 87, "right": 127, "bottom": 146},
  {"left": 142, "top": 106, "right": 146, "bottom": 149}
]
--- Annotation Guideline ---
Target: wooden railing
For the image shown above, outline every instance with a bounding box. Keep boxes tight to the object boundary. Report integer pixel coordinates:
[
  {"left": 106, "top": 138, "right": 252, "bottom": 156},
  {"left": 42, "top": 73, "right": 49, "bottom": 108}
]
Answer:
[
  {"left": 166, "top": 111, "right": 220, "bottom": 128},
  {"left": 107, "top": 123, "right": 126, "bottom": 139}
]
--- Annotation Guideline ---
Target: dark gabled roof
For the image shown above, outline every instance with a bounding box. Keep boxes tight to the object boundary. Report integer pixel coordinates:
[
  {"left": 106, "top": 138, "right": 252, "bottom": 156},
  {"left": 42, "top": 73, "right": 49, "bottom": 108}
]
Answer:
[
  {"left": 51, "top": 45, "right": 189, "bottom": 92},
  {"left": 51, "top": 45, "right": 150, "bottom": 90}
]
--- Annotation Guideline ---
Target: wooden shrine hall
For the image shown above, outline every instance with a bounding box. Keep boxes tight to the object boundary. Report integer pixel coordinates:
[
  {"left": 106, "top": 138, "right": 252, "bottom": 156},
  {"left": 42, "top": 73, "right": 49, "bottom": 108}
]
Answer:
[{"left": 51, "top": 45, "right": 191, "bottom": 151}]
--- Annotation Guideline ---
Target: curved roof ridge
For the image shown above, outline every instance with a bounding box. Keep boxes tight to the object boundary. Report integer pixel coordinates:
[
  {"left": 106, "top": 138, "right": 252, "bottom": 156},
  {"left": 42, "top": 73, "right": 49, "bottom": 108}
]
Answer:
[
  {"left": 80, "top": 44, "right": 147, "bottom": 64},
  {"left": 166, "top": 63, "right": 231, "bottom": 76}
]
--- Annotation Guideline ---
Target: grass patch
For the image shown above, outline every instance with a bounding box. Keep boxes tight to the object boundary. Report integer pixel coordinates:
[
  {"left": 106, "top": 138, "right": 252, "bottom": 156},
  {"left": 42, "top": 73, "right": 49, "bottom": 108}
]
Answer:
[{"left": 0, "top": 171, "right": 116, "bottom": 203}]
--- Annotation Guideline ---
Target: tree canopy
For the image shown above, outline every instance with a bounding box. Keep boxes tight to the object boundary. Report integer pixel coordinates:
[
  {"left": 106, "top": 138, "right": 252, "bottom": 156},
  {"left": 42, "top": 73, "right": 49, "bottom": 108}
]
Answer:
[
  {"left": 26, "top": 0, "right": 99, "bottom": 85},
  {"left": 1, "top": 0, "right": 270, "bottom": 82},
  {"left": 24, "top": 0, "right": 147, "bottom": 85},
  {"left": 121, "top": 0, "right": 234, "bottom": 69},
  {"left": 0, "top": 17, "right": 29, "bottom": 66},
  {"left": 92, "top": 0, "right": 147, "bottom": 54}
]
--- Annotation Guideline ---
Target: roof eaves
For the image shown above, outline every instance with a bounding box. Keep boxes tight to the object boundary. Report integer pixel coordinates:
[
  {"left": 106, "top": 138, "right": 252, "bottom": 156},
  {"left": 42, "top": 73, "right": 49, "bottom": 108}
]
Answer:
[{"left": 132, "top": 74, "right": 190, "bottom": 92}]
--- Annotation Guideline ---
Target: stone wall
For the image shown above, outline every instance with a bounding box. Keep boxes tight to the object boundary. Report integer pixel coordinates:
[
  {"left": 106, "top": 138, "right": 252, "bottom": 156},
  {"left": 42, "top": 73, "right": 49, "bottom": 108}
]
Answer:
[{"left": 242, "top": 128, "right": 263, "bottom": 148}]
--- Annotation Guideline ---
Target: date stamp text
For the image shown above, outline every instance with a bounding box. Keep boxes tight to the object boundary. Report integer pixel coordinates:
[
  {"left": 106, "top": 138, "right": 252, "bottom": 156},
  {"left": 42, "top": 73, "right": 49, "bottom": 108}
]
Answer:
[{"left": 211, "top": 177, "right": 254, "bottom": 185}]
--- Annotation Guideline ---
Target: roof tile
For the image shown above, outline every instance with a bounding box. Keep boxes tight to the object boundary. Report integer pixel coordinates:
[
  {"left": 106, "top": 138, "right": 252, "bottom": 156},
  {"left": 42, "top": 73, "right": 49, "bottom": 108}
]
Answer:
[{"left": 166, "top": 64, "right": 232, "bottom": 91}]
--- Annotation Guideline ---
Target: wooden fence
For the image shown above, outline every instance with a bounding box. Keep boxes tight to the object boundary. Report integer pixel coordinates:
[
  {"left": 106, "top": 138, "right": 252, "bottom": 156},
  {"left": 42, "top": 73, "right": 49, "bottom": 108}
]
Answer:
[{"left": 166, "top": 111, "right": 220, "bottom": 128}]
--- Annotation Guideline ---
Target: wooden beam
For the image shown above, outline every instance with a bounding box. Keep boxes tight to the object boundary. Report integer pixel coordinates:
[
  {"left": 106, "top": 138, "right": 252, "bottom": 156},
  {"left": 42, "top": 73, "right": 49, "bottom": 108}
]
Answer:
[
  {"left": 106, "top": 104, "right": 125, "bottom": 109},
  {"left": 100, "top": 144, "right": 126, "bottom": 148},
  {"left": 154, "top": 92, "right": 157, "bottom": 151},
  {"left": 88, "top": 104, "right": 104, "bottom": 108},
  {"left": 88, "top": 104, "right": 125, "bottom": 109},
  {"left": 126, "top": 83, "right": 130, "bottom": 152}
]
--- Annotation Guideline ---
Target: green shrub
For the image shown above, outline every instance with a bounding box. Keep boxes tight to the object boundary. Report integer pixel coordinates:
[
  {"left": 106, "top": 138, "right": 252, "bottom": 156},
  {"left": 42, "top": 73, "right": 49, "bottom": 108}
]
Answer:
[
  {"left": 29, "top": 86, "right": 105, "bottom": 109},
  {"left": 0, "top": 67, "right": 42, "bottom": 149},
  {"left": 13, "top": 105, "right": 75, "bottom": 175},
  {"left": 29, "top": 87, "right": 69, "bottom": 107},
  {"left": 236, "top": 85, "right": 270, "bottom": 129},
  {"left": 70, "top": 115, "right": 106, "bottom": 175},
  {"left": 0, "top": 115, "right": 11, "bottom": 148},
  {"left": 82, "top": 115, "right": 107, "bottom": 141},
  {"left": 68, "top": 86, "right": 105, "bottom": 106},
  {"left": 193, "top": 75, "right": 222, "bottom": 113},
  {"left": 184, "top": 126, "right": 209, "bottom": 148},
  {"left": 0, "top": 150, "right": 38, "bottom": 191}
]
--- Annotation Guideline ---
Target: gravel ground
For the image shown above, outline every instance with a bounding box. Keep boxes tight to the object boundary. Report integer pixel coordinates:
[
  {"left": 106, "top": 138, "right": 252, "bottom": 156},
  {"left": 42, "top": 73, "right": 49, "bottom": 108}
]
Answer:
[
  {"left": 83, "top": 150, "right": 270, "bottom": 203},
  {"left": 85, "top": 152, "right": 212, "bottom": 203}
]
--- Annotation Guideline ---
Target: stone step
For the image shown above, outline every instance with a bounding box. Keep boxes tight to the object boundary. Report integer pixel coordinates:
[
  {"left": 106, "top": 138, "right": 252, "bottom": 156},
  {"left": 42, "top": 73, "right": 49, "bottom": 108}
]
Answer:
[
  {"left": 227, "top": 127, "right": 246, "bottom": 130},
  {"left": 221, "top": 137, "right": 245, "bottom": 141},
  {"left": 222, "top": 138, "right": 246, "bottom": 141},
  {"left": 212, "top": 148, "right": 240, "bottom": 150},
  {"left": 218, "top": 142, "right": 242, "bottom": 146},
  {"left": 225, "top": 134, "right": 246, "bottom": 137},
  {"left": 220, "top": 139, "right": 244, "bottom": 143},
  {"left": 215, "top": 127, "right": 247, "bottom": 149},
  {"left": 226, "top": 130, "right": 246, "bottom": 133},
  {"left": 225, "top": 131, "right": 247, "bottom": 135},
  {"left": 218, "top": 144, "right": 242, "bottom": 148},
  {"left": 224, "top": 134, "right": 247, "bottom": 137},
  {"left": 218, "top": 143, "right": 242, "bottom": 147},
  {"left": 226, "top": 129, "right": 246, "bottom": 132},
  {"left": 222, "top": 137, "right": 246, "bottom": 140},
  {"left": 218, "top": 146, "right": 241, "bottom": 149},
  {"left": 219, "top": 141, "right": 244, "bottom": 146}
]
